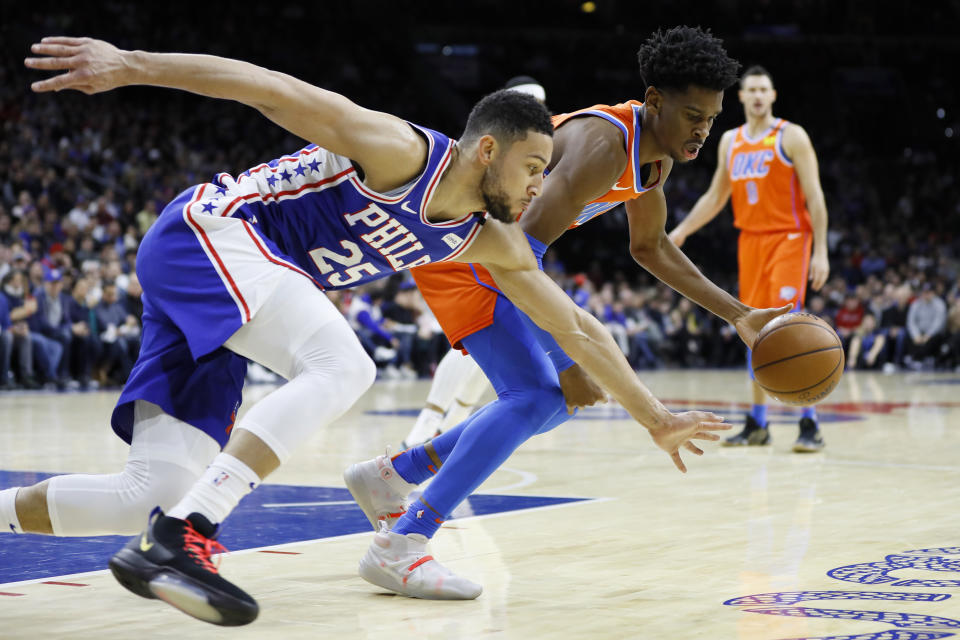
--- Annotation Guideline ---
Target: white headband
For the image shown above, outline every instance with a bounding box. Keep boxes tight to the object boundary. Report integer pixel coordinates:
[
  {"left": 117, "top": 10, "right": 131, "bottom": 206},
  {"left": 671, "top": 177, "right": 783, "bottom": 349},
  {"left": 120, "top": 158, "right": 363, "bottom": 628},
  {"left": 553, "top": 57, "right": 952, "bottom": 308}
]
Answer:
[{"left": 506, "top": 83, "right": 546, "bottom": 102}]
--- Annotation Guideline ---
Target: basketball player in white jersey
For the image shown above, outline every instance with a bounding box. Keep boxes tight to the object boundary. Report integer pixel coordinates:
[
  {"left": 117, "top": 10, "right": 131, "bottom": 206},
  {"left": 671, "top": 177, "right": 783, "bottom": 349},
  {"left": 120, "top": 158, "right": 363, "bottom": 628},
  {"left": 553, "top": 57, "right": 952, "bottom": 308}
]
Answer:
[
  {"left": 403, "top": 75, "right": 552, "bottom": 449},
  {"left": 3, "top": 37, "right": 734, "bottom": 625}
]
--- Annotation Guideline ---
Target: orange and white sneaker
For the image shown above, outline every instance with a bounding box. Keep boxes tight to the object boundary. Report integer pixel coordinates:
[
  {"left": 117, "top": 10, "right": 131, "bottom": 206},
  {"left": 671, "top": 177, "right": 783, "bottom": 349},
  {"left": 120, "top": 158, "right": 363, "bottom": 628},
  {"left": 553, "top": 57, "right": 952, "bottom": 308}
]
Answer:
[
  {"left": 358, "top": 526, "right": 482, "bottom": 600},
  {"left": 344, "top": 450, "right": 416, "bottom": 531}
]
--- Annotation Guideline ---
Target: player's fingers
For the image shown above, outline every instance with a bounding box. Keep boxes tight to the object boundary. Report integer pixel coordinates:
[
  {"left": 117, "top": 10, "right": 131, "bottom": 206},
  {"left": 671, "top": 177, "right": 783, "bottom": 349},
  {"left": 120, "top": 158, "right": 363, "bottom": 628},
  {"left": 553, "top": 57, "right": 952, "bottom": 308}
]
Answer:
[
  {"left": 566, "top": 402, "right": 575, "bottom": 416},
  {"left": 671, "top": 452, "right": 687, "bottom": 473},
  {"left": 30, "top": 42, "right": 84, "bottom": 58},
  {"left": 683, "top": 441, "right": 704, "bottom": 455},
  {"left": 24, "top": 55, "right": 82, "bottom": 71},
  {"left": 692, "top": 431, "right": 721, "bottom": 441},
  {"left": 698, "top": 421, "right": 732, "bottom": 432},
  {"left": 40, "top": 36, "right": 91, "bottom": 46},
  {"left": 30, "top": 73, "right": 86, "bottom": 93}
]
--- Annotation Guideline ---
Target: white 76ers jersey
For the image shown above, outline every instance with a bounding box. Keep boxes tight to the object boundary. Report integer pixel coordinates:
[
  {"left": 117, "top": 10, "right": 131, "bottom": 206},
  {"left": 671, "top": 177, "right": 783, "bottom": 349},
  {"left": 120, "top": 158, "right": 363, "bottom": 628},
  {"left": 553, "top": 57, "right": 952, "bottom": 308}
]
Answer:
[{"left": 189, "top": 124, "right": 485, "bottom": 291}]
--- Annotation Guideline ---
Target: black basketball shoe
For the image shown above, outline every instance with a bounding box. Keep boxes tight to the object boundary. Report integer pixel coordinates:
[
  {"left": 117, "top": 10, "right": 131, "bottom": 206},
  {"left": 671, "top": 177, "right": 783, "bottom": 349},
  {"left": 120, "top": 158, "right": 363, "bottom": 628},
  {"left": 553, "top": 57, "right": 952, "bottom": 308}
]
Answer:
[
  {"left": 793, "top": 417, "right": 825, "bottom": 453},
  {"left": 722, "top": 414, "right": 771, "bottom": 446},
  {"left": 108, "top": 508, "right": 258, "bottom": 626}
]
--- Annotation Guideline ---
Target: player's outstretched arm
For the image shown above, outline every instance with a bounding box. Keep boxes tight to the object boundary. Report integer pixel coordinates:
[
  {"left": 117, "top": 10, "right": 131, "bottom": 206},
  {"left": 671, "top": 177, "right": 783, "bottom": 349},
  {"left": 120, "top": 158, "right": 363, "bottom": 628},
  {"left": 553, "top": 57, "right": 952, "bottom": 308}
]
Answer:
[
  {"left": 667, "top": 130, "right": 734, "bottom": 248},
  {"left": 24, "top": 37, "right": 423, "bottom": 190},
  {"left": 626, "top": 179, "right": 790, "bottom": 348},
  {"left": 463, "top": 221, "right": 730, "bottom": 472}
]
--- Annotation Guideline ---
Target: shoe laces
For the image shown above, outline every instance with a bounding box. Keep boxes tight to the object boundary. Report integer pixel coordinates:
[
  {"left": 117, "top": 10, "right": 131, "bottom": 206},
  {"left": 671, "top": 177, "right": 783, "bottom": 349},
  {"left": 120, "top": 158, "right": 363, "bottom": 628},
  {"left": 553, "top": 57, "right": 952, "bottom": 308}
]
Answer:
[{"left": 182, "top": 522, "right": 227, "bottom": 574}]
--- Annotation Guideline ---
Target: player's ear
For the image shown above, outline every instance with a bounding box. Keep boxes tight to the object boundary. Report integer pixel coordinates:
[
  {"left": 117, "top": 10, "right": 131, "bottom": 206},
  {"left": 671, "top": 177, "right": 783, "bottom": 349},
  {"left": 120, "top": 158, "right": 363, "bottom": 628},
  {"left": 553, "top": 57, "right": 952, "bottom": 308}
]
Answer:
[
  {"left": 643, "top": 86, "right": 662, "bottom": 115},
  {"left": 476, "top": 134, "right": 498, "bottom": 166}
]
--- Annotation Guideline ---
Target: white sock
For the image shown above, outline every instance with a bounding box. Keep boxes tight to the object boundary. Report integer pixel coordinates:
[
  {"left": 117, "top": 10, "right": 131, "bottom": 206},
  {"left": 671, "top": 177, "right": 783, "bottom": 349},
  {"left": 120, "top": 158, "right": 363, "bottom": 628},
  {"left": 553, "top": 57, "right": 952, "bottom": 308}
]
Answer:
[
  {"left": 404, "top": 407, "right": 444, "bottom": 447},
  {"left": 0, "top": 487, "right": 24, "bottom": 534},
  {"left": 167, "top": 453, "right": 260, "bottom": 526}
]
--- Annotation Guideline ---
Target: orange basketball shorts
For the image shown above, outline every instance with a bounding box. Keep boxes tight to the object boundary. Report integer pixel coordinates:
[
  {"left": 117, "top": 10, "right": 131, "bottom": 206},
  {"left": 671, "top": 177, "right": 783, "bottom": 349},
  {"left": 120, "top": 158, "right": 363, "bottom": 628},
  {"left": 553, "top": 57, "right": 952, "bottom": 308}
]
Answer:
[
  {"left": 737, "top": 229, "right": 812, "bottom": 310},
  {"left": 411, "top": 261, "right": 501, "bottom": 351}
]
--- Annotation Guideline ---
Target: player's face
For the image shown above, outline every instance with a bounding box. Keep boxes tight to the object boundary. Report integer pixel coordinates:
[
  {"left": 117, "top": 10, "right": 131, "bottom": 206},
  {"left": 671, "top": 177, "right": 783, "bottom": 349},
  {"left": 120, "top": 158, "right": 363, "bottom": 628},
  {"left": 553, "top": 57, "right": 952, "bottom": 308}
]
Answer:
[
  {"left": 651, "top": 86, "right": 724, "bottom": 164},
  {"left": 738, "top": 74, "right": 776, "bottom": 119},
  {"left": 481, "top": 131, "right": 552, "bottom": 223}
]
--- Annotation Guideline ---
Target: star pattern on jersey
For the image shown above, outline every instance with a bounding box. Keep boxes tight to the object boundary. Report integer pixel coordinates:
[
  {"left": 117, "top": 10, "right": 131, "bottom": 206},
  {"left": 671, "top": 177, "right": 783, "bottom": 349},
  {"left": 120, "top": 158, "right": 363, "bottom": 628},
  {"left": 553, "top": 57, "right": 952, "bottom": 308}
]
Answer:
[
  {"left": 266, "top": 174, "right": 279, "bottom": 187},
  {"left": 308, "top": 159, "right": 322, "bottom": 173},
  {"left": 200, "top": 202, "right": 217, "bottom": 214},
  {"left": 279, "top": 169, "right": 292, "bottom": 182},
  {"left": 214, "top": 186, "right": 228, "bottom": 196},
  {"left": 294, "top": 164, "right": 307, "bottom": 177}
]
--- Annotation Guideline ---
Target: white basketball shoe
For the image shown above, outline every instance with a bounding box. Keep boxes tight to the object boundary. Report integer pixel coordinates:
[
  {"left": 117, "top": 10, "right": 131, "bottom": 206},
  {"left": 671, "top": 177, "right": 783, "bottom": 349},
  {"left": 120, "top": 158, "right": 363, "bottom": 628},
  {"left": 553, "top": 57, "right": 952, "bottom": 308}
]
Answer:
[
  {"left": 344, "top": 450, "right": 417, "bottom": 532},
  {"left": 358, "top": 526, "right": 482, "bottom": 600}
]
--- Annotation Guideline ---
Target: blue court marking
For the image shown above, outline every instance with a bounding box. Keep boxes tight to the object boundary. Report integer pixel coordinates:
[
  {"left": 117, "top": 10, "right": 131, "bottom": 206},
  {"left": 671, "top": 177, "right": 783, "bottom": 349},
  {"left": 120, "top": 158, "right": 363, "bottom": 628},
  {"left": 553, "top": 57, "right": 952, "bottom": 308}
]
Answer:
[
  {"left": 724, "top": 547, "right": 960, "bottom": 639},
  {"left": 366, "top": 405, "right": 865, "bottom": 424},
  {"left": 0, "top": 470, "right": 589, "bottom": 585},
  {"left": 914, "top": 378, "right": 960, "bottom": 385}
]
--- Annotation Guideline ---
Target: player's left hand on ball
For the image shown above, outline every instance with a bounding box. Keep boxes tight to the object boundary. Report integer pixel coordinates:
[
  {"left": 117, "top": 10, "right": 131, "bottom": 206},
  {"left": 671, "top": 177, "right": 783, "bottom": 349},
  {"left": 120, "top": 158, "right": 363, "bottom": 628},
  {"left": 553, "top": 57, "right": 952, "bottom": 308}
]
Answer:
[
  {"left": 25, "top": 37, "right": 128, "bottom": 94},
  {"left": 734, "top": 304, "right": 792, "bottom": 349},
  {"left": 557, "top": 363, "right": 608, "bottom": 415}
]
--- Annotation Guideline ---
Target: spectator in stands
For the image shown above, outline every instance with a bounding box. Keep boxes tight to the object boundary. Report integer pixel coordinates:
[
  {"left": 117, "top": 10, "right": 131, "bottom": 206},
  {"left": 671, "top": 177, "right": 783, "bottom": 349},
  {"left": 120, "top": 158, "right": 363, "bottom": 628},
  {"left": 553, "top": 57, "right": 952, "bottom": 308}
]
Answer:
[
  {"left": 65, "top": 277, "right": 99, "bottom": 389},
  {"left": 834, "top": 293, "right": 865, "bottom": 346},
  {"left": 2, "top": 270, "right": 38, "bottom": 388},
  {"left": 95, "top": 281, "right": 140, "bottom": 385},
  {"left": 879, "top": 283, "right": 911, "bottom": 369},
  {"left": 32, "top": 269, "right": 74, "bottom": 387},
  {"left": 905, "top": 283, "right": 947, "bottom": 370}
]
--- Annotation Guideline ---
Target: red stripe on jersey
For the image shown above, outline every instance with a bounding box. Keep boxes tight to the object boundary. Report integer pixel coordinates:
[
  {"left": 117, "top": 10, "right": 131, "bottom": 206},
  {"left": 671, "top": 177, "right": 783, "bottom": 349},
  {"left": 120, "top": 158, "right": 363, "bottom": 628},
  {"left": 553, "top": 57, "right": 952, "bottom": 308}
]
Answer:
[
  {"left": 239, "top": 221, "right": 325, "bottom": 290},
  {"left": 183, "top": 185, "right": 252, "bottom": 322}
]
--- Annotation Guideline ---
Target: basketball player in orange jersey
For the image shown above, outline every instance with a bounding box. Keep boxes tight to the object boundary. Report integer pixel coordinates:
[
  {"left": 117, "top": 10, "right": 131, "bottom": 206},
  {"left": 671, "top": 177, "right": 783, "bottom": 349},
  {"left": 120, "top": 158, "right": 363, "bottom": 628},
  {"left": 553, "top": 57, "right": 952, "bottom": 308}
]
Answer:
[
  {"left": 669, "top": 65, "right": 830, "bottom": 452},
  {"left": 345, "top": 27, "right": 792, "bottom": 599}
]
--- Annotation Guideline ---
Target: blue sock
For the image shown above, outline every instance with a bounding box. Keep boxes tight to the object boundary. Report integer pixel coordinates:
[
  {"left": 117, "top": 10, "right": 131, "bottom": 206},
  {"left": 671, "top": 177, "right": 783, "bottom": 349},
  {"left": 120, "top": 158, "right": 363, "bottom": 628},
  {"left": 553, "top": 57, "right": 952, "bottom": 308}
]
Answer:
[
  {"left": 751, "top": 404, "right": 768, "bottom": 426},
  {"left": 390, "top": 446, "right": 436, "bottom": 485},
  {"left": 801, "top": 406, "right": 817, "bottom": 422},
  {"left": 394, "top": 498, "right": 445, "bottom": 538},
  {"left": 391, "top": 405, "right": 492, "bottom": 485}
]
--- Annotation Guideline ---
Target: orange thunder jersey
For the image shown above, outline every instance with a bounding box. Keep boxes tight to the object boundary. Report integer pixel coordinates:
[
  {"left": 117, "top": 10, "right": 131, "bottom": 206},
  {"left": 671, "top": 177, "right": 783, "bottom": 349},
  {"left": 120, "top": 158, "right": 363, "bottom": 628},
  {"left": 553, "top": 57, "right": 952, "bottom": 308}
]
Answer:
[
  {"left": 727, "top": 118, "right": 812, "bottom": 233},
  {"left": 413, "top": 100, "right": 661, "bottom": 350}
]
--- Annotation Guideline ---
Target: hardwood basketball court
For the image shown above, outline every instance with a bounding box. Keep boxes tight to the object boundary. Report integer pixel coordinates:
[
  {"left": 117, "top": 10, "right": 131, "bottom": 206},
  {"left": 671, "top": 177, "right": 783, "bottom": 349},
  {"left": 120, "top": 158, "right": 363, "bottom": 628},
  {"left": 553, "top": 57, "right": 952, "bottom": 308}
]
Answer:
[{"left": 2, "top": 369, "right": 959, "bottom": 639}]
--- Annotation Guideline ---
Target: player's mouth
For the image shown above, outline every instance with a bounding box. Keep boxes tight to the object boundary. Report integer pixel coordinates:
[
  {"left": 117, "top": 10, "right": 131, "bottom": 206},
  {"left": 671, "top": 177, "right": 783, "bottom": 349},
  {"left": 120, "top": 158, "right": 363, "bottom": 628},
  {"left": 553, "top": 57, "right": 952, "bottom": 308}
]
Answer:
[{"left": 682, "top": 142, "right": 702, "bottom": 160}]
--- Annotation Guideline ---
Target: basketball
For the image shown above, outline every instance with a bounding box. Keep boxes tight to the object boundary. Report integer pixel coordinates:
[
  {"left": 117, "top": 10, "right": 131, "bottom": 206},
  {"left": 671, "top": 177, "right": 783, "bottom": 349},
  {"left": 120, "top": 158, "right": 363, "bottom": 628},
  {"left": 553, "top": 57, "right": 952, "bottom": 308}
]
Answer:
[{"left": 751, "top": 313, "right": 844, "bottom": 406}]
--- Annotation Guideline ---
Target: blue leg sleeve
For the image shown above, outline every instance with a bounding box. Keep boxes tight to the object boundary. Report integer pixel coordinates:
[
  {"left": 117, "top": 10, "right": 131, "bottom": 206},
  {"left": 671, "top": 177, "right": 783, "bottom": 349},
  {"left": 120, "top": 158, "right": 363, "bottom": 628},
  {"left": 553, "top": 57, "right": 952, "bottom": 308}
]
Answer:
[{"left": 392, "top": 296, "right": 571, "bottom": 537}]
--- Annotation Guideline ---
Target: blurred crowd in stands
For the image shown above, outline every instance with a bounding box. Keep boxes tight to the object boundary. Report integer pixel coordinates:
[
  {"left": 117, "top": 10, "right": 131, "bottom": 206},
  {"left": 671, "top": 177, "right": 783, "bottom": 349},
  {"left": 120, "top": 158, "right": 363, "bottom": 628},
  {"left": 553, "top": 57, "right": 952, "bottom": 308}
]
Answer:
[{"left": 2, "top": 3, "right": 959, "bottom": 390}]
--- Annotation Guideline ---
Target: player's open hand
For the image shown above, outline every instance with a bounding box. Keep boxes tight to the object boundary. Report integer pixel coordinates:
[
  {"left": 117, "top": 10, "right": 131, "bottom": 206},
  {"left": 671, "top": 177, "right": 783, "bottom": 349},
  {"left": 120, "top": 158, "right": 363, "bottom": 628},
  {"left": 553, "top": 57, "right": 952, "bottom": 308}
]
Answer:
[
  {"left": 557, "top": 363, "right": 608, "bottom": 415},
  {"left": 24, "top": 37, "right": 129, "bottom": 94},
  {"left": 734, "top": 304, "right": 792, "bottom": 349},
  {"left": 648, "top": 411, "right": 730, "bottom": 473}
]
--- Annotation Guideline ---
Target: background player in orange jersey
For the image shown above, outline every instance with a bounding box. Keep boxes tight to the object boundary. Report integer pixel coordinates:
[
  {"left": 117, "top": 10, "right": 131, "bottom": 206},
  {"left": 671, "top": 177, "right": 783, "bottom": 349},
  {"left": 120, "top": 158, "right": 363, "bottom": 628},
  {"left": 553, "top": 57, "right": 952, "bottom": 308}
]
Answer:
[
  {"left": 669, "top": 65, "right": 830, "bottom": 452},
  {"left": 346, "top": 27, "right": 793, "bottom": 599}
]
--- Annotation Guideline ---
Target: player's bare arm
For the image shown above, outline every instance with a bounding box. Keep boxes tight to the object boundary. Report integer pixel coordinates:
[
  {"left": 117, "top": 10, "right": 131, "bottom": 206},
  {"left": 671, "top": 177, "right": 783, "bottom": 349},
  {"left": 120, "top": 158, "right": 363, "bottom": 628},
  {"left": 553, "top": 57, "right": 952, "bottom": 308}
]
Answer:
[
  {"left": 24, "top": 37, "right": 426, "bottom": 193},
  {"left": 519, "top": 116, "right": 627, "bottom": 245},
  {"left": 782, "top": 123, "right": 830, "bottom": 291},
  {"left": 667, "top": 129, "right": 734, "bottom": 247},
  {"left": 459, "top": 219, "right": 730, "bottom": 472},
  {"left": 625, "top": 169, "right": 790, "bottom": 348}
]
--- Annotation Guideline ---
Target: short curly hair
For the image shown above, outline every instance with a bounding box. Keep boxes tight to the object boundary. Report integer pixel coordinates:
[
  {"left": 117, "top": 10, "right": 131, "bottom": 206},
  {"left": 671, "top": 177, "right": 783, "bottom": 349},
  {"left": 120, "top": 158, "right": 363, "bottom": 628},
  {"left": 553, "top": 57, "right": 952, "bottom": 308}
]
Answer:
[{"left": 637, "top": 26, "right": 741, "bottom": 93}]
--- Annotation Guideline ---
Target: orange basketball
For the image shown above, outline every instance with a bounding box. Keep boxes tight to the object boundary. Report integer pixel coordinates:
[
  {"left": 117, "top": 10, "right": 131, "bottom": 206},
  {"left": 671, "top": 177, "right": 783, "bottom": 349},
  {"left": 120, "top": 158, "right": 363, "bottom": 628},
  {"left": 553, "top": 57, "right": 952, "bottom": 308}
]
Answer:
[{"left": 751, "top": 312, "right": 844, "bottom": 406}]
